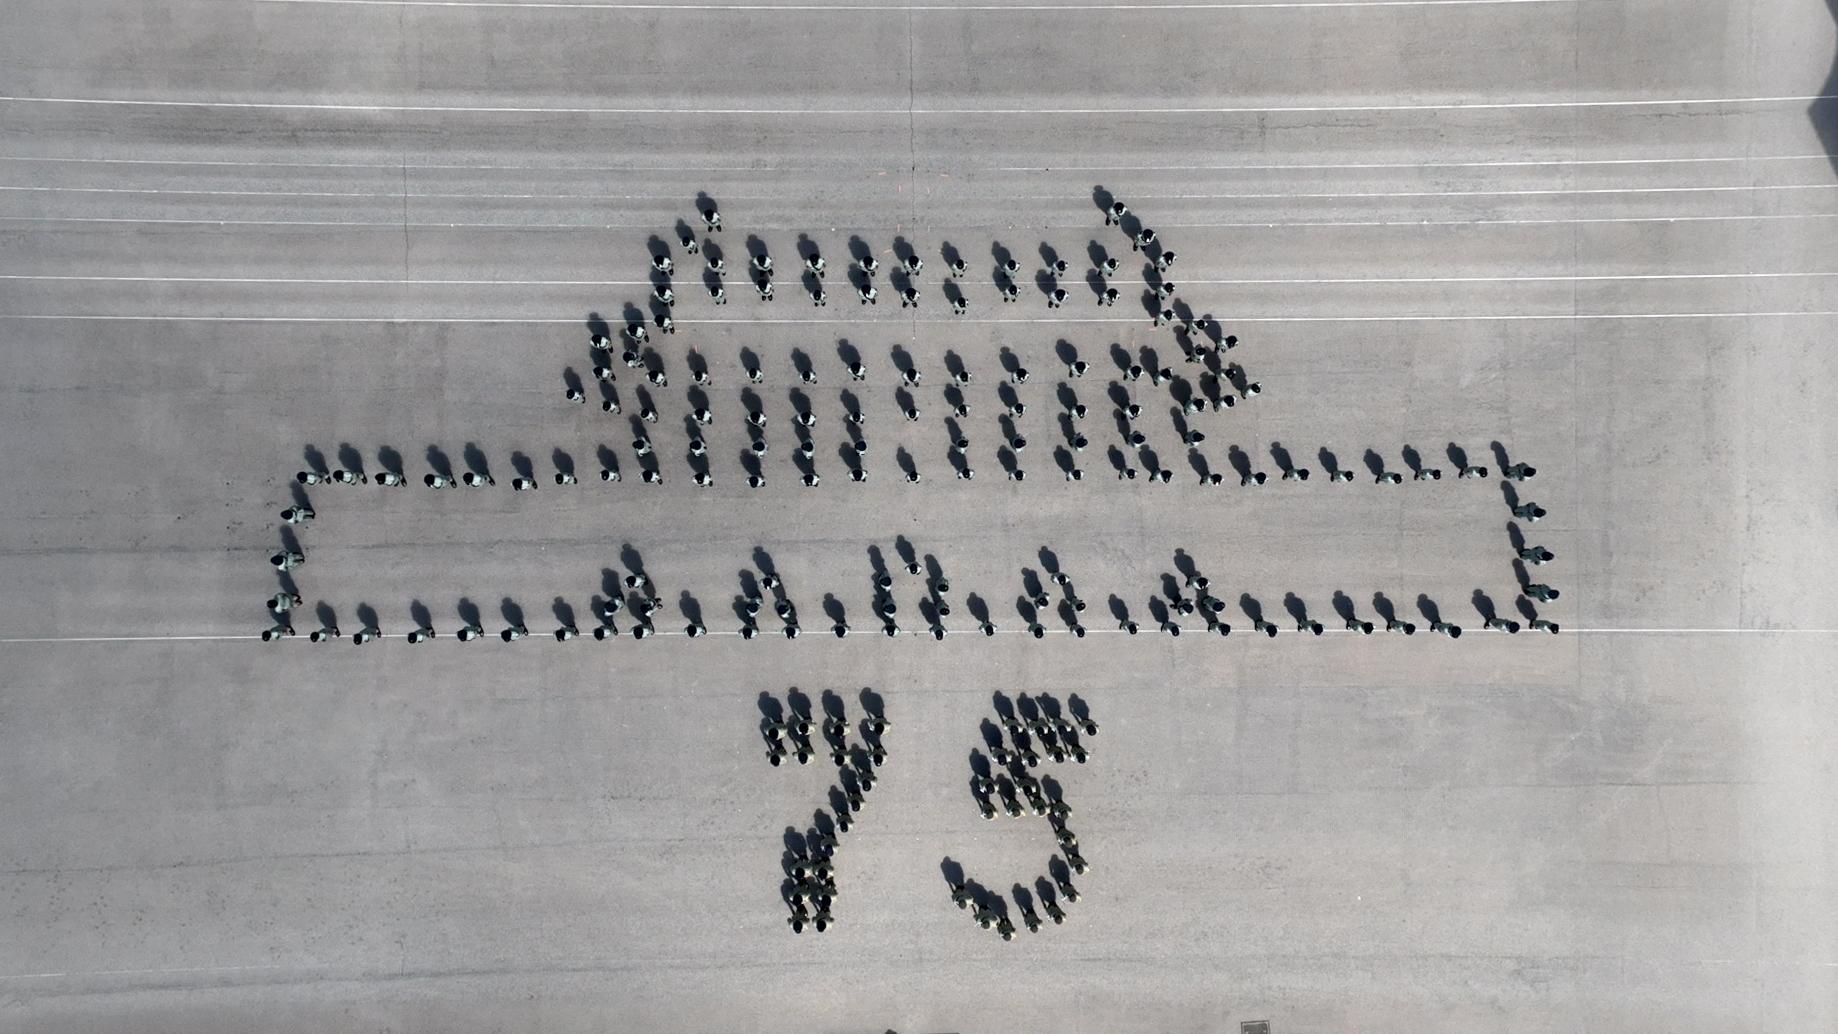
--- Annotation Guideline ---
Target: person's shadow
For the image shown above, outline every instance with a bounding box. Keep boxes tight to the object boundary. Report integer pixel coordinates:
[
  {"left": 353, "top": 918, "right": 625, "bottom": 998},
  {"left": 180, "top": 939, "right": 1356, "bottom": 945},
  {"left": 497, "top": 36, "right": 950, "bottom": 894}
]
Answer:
[{"left": 1814, "top": 0, "right": 1838, "bottom": 180}]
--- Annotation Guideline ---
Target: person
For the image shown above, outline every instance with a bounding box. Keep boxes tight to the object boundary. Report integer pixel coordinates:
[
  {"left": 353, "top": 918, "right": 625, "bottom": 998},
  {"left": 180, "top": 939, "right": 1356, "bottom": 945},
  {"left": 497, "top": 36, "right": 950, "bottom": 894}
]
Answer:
[
  {"left": 406, "top": 625, "right": 435, "bottom": 643},
  {"left": 332, "top": 468, "right": 366, "bottom": 485},
  {"left": 1002, "top": 258, "right": 1020, "bottom": 277},
  {"left": 271, "top": 551, "right": 304, "bottom": 571},
  {"left": 555, "top": 471, "right": 578, "bottom": 485},
  {"left": 1330, "top": 469, "right": 1354, "bottom": 483},
  {"left": 702, "top": 204, "right": 721, "bottom": 232},
  {"left": 947, "top": 256, "right": 966, "bottom": 277},
  {"left": 1100, "top": 286, "right": 1119, "bottom": 306},
  {"left": 502, "top": 623, "right": 528, "bottom": 642},
  {"left": 1504, "top": 462, "right": 1537, "bottom": 481},
  {"left": 859, "top": 283, "right": 878, "bottom": 304},
  {"left": 951, "top": 294, "right": 967, "bottom": 315},
  {"left": 564, "top": 386, "right": 587, "bottom": 406},
  {"left": 1377, "top": 471, "right": 1403, "bottom": 485},
  {"left": 512, "top": 476, "right": 537, "bottom": 491},
  {"left": 679, "top": 232, "right": 698, "bottom": 254},
  {"left": 710, "top": 282, "right": 727, "bottom": 304},
  {"left": 590, "top": 333, "right": 612, "bottom": 351},
  {"left": 625, "top": 321, "right": 647, "bottom": 344},
  {"left": 1047, "top": 288, "right": 1066, "bottom": 308},
  {"left": 310, "top": 624, "right": 339, "bottom": 643},
  {"left": 1429, "top": 621, "right": 1462, "bottom": 639},
  {"left": 425, "top": 472, "right": 453, "bottom": 488},
  {"left": 1010, "top": 367, "right": 1029, "bottom": 384},
  {"left": 1068, "top": 359, "right": 1089, "bottom": 378},
  {"left": 806, "top": 252, "right": 825, "bottom": 278},
  {"left": 811, "top": 286, "right": 827, "bottom": 307},
  {"left": 1000, "top": 280, "right": 1018, "bottom": 302},
  {"left": 905, "top": 469, "right": 922, "bottom": 482},
  {"left": 268, "top": 592, "right": 301, "bottom": 613},
  {"left": 1106, "top": 200, "right": 1128, "bottom": 225},
  {"left": 707, "top": 254, "right": 726, "bottom": 274},
  {"left": 900, "top": 287, "right": 919, "bottom": 307},
  {"left": 755, "top": 278, "right": 773, "bottom": 301},
  {"left": 1529, "top": 617, "right": 1559, "bottom": 633},
  {"left": 1459, "top": 465, "right": 1489, "bottom": 479},
  {"left": 262, "top": 623, "right": 293, "bottom": 641},
  {"left": 847, "top": 361, "right": 867, "bottom": 381},
  {"left": 903, "top": 254, "right": 923, "bottom": 276},
  {"left": 653, "top": 284, "right": 675, "bottom": 307},
  {"left": 1485, "top": 616, "right": 1520, "bottom": 633},
  {"left": 1413, "top": 467, "right": 1442, "bottom": 481},
  {"left": 1524, "top": 583, "right": 1560, "bottom": 602},
  {"left": 803, "top": 472, "right": 821, "bottom": 487},
  {"left": 352, "top": 626, "right": 380, "bottom": 645},
  {"left": 656, "top": 314, "right": 675, "bottom": 334},
  {"left": 1055, "top": 872, "right": 1080, "bottom": 903},
  {"left": 280, "top": 506, "right": 315, "bottom": 524},
  {"left": 950, "top": 882, "right": 973, "bottom": 910},
  {"left": 859, "top": 254, "right": 879, "bottom": 276},
  {"left": 1155, "top": 250, "right": 1178, "bottom": 272},
  {"left": 642, "top": 469, "right": 663, "bottom": 484},
  {"left": 1512, "top": 502, "right": 1547, "bottom": 521},
  {"left": 1346, "top": 617, "right": 1375, "bottom": 634},
  {"left": 1154, "top": 282, "right": 1176, "bottom": 302},
  {"left": 1133, "top": 227, "right": 1156, "bottom": 252},
  {"left": 1519, "top": 545, "right": 1555, "bottom": 564}
]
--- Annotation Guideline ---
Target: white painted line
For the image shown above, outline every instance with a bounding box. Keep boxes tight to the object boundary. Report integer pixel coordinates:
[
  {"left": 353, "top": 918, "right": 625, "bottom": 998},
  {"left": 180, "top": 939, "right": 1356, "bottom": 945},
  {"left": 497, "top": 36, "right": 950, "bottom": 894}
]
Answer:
[
  {"left": 0, "top": 964, "right": 294, "bottom": 981},
  {"left": 0, "top": 635, "right": 259, "bottom": 644},
  {"left": 6, "top": 182, "right": 1832, "bottom": 202},
  {"left": 4, "top": 311, "right": 1837, "bottom": 324},
  {"left": 998, "top": 153, "right": 1838, "bottom": 172},
  {"left": 2, "top": 212, "right": 1830, "bottom": 231},
  {"left": 3, "top": 271, "right": 1832, "bottom": 287},
  {"left": 4, "top": 151, "right": 1832, "bottom": 175},
  {"left": 1, "top": 93, "right": 1831, "bottom": 115},
  {"left": 2, "top": 628, "right": 1830, "bottom": 645},
  {"left": 1018, "top": 184, "right": 1838, "bottom": 200},
  {"left": 0, "top": 185, "right": 768, "bottom": 202},
  {"left": 0, "top": 155, "right": 784, "bottom": 172},
  {"left": 249, "top": 0, "right": 1589, "bottom": 11}
]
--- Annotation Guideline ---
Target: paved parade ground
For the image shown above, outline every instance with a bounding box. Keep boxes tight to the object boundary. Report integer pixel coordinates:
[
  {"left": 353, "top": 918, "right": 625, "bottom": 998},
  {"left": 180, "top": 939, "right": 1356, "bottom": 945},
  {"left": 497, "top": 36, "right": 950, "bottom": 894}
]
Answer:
[{"left": 2, "top": 1, "right": 1836, "bottom": 1031}]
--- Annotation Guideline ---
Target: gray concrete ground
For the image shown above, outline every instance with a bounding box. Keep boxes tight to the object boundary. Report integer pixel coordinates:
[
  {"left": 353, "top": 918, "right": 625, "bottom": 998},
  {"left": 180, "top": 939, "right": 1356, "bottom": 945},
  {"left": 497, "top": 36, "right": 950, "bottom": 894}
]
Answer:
[{"left": 1, "top": 0, "right": 1835, "bottom": 1031}]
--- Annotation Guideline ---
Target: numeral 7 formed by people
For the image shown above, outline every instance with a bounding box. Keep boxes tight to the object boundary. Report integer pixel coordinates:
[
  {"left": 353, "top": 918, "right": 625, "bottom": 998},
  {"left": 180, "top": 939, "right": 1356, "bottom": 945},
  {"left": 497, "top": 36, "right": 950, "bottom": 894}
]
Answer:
[{"left": 758, "top": 688, "right": 888, "bottom": 934}]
